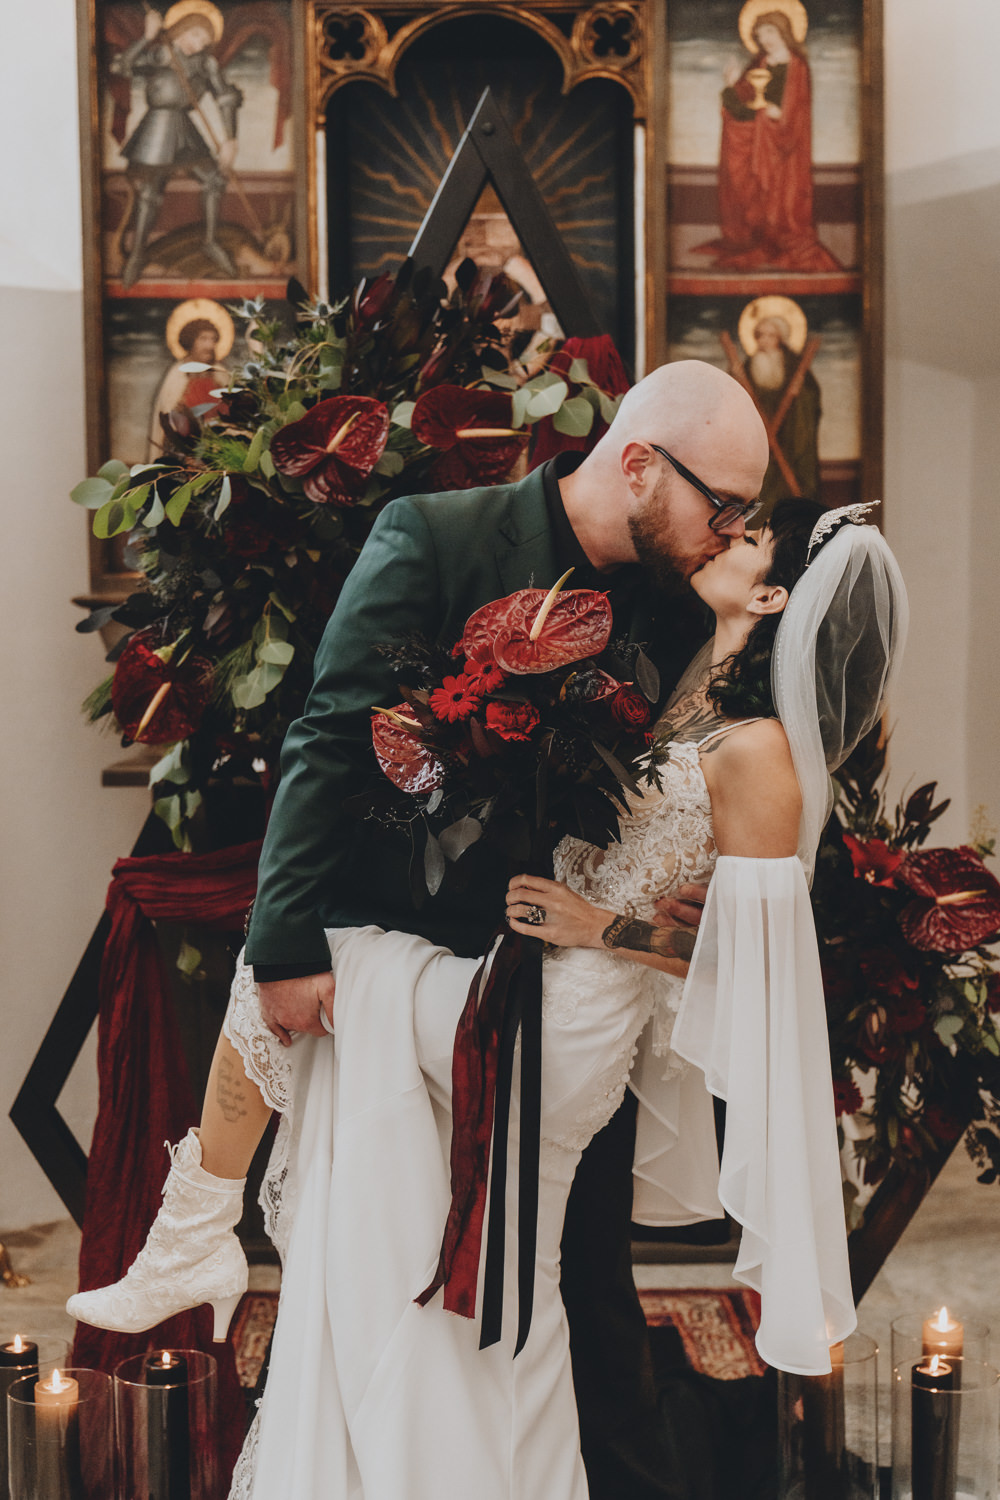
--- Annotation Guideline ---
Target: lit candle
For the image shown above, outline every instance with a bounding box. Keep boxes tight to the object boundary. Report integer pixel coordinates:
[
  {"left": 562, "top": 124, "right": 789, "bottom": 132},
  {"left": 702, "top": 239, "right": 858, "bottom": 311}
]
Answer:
[
  {"left": 145, "top": 1349, "right": 191, "bottom": 1500},
  {"left": 922, "top": 1307, "right": 964, "bottom": 1362},
  {"left": 911, "top": 1354, "right": 958, "bottom": 1500},
  {"left": 0, "top": 1337, "right": 39, "bottom": 1500},
  {"left": 800, "top": 1340, "right": 845, "bottom": 1499},
  {"left": 35, "top": 1368, "right": 83, "bottom": 1499}
]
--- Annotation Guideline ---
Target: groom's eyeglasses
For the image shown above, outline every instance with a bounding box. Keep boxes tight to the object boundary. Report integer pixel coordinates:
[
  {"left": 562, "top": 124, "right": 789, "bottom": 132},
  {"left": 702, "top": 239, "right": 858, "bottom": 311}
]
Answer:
[{"left": 649, "top": 444, "right": 762, "bottom": 533}]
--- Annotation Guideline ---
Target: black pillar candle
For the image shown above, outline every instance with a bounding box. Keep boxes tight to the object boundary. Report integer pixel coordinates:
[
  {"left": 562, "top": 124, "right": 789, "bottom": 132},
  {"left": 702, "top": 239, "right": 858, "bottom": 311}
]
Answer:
[
  {"left": 0, "top": 1340, "right": 39, "bottom": 1500},
  {"left": 145, "top": 1352, "right": 191, "bottom": 1500},
  {"left": 912, "top": 1356, "right": 958, "bottom": 1500},
  {"left": 800, "top": 1344, "right": 847, "bottom": 1500}
]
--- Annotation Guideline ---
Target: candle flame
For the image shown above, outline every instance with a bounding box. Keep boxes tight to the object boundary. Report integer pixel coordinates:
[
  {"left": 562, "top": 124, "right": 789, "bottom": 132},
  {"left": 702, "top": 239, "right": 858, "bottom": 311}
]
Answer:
[
  {"left": 934, "top": 1307, "right": 954, "bottom": 1332},
  {"left": 51, "top": 1369, "right": 65, "bottom": 1391},
  {"left": 12, "top": 1335, "right": 23, "bottom": 1353},
  {"left": 929, "top": 1355, "right": 946, "bottom": 1376},
  {"left": 160, "top": 1352, "right": 171, "bottom": 1367}
]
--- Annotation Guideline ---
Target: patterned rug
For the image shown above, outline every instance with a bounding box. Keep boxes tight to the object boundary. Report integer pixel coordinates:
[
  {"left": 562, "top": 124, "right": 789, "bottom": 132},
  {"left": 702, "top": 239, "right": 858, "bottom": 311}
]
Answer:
[{"left": 231, "top": 1286, "right": 764, "bottom": 1389}]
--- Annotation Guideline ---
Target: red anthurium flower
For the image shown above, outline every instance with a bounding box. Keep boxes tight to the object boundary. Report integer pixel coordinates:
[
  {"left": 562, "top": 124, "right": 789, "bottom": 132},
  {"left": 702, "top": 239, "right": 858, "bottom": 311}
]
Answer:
[
  {"left": 833, "top": 1078, "right": 864, "bottom": 1117},
  {"left": 459, "top": 583, "right": 613, "bottom": 675},
  {"left": 112, "top": 630, "right": 213, "bottom": 744},
  {"left": 371, "top": 705, "right": 445, "bottom": 794},
  {"left": 428, "top": 674, "right": 481, "bottom": 723},
  {"left": 411, "top": 386, "right": 527, "bottom": 489},
  {"left": 897, "top": 846, "right": 1000, "bottom": 952},
  {"left": 843, "top": 833, "right": 904, "bottom": 886},
  {"left": 270, "top": 395, "right": 389, "bottom": 505},
  {"left": 485, "top": 701, "right": 540, "bottom": 742}
]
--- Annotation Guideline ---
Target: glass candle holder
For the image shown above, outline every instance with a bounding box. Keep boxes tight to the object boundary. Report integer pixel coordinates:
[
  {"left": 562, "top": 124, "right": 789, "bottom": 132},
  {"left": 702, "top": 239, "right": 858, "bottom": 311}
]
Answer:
[
  {"left": 0, "top": 1336, "right": 69, "bottom": 1500},
  {"left": 778, "top": 1332, "right": 880, "bottom": 1499},
  {"left": 114, "top": 1348, "right": 218, "bottom": 1500},
  {"left": 7, "top": 1367, "right": 114, "bottom": 1500},
  {"left": 891, "top": 1357, "right": 999, "bottom": 1500},
  {"left": 891, "top": 1313, "right": 989, "bottom": 1379}
]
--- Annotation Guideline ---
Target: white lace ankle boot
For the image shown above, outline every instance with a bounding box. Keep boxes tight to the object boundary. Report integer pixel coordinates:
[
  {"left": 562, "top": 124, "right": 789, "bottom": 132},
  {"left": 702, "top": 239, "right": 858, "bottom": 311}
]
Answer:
[{"left": 67, "top": 1128, "right": 249, "bottom": 1341}]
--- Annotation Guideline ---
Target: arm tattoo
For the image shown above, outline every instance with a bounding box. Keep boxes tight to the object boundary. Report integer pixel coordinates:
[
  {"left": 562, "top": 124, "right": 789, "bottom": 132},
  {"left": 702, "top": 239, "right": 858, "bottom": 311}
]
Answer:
[
  {"left": 216, "top": 1054, "right": 249, "bottom": 1124},
  {"left": 602, "top": 914, "right": 696, "bottom": 962}
]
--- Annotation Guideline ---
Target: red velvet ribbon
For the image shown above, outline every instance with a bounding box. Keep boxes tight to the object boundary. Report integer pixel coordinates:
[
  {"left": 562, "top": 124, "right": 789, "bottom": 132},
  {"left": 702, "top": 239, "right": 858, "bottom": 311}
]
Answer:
[{"left": 71, "top": 841, "right": 261, "bottom": 1487}]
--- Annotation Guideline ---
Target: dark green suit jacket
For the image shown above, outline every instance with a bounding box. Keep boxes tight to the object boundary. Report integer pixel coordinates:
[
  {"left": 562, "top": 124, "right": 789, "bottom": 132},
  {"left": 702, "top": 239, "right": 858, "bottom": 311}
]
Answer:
[{"left": 245, "top": 464, "right": 706, "bottom": 969}]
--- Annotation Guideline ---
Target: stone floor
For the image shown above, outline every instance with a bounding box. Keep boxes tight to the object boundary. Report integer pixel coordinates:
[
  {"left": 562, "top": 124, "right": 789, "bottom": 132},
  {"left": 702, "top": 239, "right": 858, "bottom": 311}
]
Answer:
[{"left": 4, "top": 1143, "right": 999, "bottom": 1462}]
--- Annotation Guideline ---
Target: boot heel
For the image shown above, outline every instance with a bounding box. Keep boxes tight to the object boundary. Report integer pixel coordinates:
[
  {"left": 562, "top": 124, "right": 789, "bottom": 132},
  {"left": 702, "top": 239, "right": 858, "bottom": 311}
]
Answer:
[{"left": 210, "top": 1292, "right": 243, "bottom": 1342}]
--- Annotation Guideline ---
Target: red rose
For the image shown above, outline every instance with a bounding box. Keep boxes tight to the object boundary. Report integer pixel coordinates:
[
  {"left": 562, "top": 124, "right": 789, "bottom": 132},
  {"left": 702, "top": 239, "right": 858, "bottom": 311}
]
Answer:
[
  {"left": 484, "top": 701, "right": 540, "bottom": 742},
  {"left": 843, "top": 834, "right": 904, "bottom": 887},
  {"left": 922, "top": 1102, "right": 963, "bottom": 1142},
  {"left": 428, "top": 674, "right": 481, "bottom": 723},
  {"left": 611, "top": 686, "right": 651, "bottom": 730},
  {"left": 833, "top": 1078, "right": 864, "bottom": 1117},
  {"left": 858, "top": 947, "right": 919, "bottom": 999}
]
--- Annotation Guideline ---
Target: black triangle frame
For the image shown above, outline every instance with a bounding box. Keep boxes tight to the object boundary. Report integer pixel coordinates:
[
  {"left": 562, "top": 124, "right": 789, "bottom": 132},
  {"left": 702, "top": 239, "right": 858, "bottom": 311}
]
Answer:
[{"left": 407, "top": 87, "right": 603, "bottom": 339}]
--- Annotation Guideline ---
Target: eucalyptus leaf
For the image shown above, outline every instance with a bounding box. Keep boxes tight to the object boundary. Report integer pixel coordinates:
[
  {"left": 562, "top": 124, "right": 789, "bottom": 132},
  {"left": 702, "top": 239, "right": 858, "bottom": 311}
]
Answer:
[
  {"left": 391, "top": 401, "right": 415, "bottom": 429},
  {"left": 567, "top": 357, "right": 591, "bottom": 384},
  {"left": 153, "top": 794, "right": 183, "bottom": 830},
  {"left": 94, "top": 498, "right": 125, "bottom": 539},
  {"left": 283, "top": 401, "right": 307, "bottom": 424},
  {"left": 439, "top": 815, "right": 483, "bottom": 862},
  {"left": 592, "top": 738, "right": 641, "bottom": 794},
  {"left": 260, "top": 450, "right": 276, "bottom": 478},
  {"left": 634, "top": 648, "right": 660, "bottom": 703},
  {"left": 257, "top": 639, "right": 295, "bottom": 666},
  {"left": 243, "top": 426, "right": 265, "bottom": 472},
  {"left": 165, "top": 481, "right": 194, "bottom": 526},
  {"left": 150, "top": 741, "right": 190, "bottom": 787},
  {"left": 511, "top": 386, "right": 532, "bottom": 429},
  {"left": 424, "top": 829, "right": 446, "bottom": 896},
  {"left": 426, "top": 788, "right": 444, "bottom": 815},
  {"left": 145, "top": 493, "right": 166, "bottom": 528},
  {"left": 526, "top": 380, "right": 569, "bottom": 420},
  {"left": 552, "top": 395, "right": 594, "bottom": 437},
  {"left": 176, "top": 939, "right": 203, "bottom": 978},
  {"left": 97, "top": 458, "right": 130, "bottom": 484},
  {"left": 214, "top": 474, "right": 233, "bottom": 521},
  {"left": 375, "top": 449, "right": 404, "bottom": 477},
  {"left": 935, "top": 1014, "right": 964, "bottom": 1047},
  {"left": 268, "top": 591, "right": 297, "bottom": 621},
  {"left": 177, "top": 360, "right": 213, "bottom": 373},
  {"left": 72, "top": 476, "right": 114, "bottom": 509},
  {"left": 480, "top": 365, "right": 519, "bottom": 390},
  {"left": 599, "top": 392, "right": 624, "bottom": 426}
]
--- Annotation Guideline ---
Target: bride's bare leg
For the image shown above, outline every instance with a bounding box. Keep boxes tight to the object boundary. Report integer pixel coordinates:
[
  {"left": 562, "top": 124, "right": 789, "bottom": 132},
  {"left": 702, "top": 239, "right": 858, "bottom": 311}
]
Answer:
[{"left": 199, "top": 1033, "right": 273, "bottom": 1180}]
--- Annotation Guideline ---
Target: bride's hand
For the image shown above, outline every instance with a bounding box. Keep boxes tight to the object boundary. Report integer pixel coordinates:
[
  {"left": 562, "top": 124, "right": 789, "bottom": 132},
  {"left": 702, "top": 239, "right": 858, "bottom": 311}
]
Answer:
[{"left": 506, "top": 875, "right": 610, "bottom": 949}]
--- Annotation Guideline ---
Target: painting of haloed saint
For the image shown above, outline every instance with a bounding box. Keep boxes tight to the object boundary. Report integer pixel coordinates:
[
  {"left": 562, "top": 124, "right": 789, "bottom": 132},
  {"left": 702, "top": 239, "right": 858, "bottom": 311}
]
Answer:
[
  {"left": 666, "top": 0, "right": 864, "bottom": 508},
  {"left": 99, "top": 0, "right": 296, "bottom": 290}
]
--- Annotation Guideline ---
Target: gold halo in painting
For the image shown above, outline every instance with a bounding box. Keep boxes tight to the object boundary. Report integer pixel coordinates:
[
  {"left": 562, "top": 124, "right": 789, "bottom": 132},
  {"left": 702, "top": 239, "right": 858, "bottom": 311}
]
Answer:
[
  {"left": 738, "top": 0, "right": 809, "bottom": 53},
  {"left": 738, "top": 295, "right": 808, "bottom": 355},
  {"left": 166, "top": 298, "right": 235, "bottom": 361},
  {"left": 163, "top": 0, "right": 225, "bottom": 43}
]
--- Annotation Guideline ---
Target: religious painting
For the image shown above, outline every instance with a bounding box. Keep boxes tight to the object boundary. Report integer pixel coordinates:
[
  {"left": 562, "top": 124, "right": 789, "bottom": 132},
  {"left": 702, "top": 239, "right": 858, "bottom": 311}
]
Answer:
[
  {"left": 323, "top": 14, "right": 636, "bottom": 362},
  {"left": 665, "top": 0, "right": 881, "bottom": 512},
  {"left": 78, "top": 0, "right": 307, "bottom": 592}
]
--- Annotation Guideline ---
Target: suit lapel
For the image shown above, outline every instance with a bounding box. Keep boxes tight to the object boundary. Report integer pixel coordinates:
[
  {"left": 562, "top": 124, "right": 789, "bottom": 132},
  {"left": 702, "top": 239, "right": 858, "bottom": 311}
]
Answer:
[{"left": 494, "top": 466, "right": 559, "bottom": 595}]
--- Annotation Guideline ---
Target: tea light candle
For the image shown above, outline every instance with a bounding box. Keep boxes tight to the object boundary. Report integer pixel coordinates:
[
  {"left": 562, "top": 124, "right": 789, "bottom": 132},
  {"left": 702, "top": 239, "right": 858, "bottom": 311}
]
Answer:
[
  {"left": 0, "top": 1337, "right": 39, "bottom": 1500},
  {"left": 922, "top": 1307, "right": 964, "bottom": 1363},
  {"left": 146, "top": 1350, "right": 191, "bottom": 1500},
  {"left": 35, "top": 1368, "right": 83, "bottom": 1499},
  {"left": 911, "top": 1355, "right": 958, "bottom": 1500}
]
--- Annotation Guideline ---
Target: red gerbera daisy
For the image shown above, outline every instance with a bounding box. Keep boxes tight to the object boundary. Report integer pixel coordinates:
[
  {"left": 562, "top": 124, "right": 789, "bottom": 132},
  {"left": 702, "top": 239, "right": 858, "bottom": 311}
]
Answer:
[{"left": 429, "top": 674, "right": 481, "bottom": 723}]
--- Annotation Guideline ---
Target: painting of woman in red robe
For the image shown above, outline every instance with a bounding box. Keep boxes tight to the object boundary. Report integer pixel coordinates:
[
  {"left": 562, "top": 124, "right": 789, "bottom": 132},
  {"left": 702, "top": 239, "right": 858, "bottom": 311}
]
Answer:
[{"left": 694, "top": 3, "right": 841, "bottom": 273}]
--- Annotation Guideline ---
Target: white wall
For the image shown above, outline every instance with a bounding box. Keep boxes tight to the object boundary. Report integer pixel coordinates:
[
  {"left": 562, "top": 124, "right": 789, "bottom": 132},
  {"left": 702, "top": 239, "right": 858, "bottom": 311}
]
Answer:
[{"left": 1, "top": 0, "right": 999, "bottom": 1230}]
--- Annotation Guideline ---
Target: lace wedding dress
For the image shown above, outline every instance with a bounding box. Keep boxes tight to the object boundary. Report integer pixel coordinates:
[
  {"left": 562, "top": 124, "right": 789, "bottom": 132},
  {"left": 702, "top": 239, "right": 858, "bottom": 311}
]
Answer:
[{"left": 224, "top": 725, "right": 854, "bottom": 1500}]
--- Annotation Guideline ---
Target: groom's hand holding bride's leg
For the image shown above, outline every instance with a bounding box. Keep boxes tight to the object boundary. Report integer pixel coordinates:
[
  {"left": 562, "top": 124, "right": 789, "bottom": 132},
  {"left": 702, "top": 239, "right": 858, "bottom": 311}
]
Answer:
[{"left": 259, "top": 972, "right": 337, "bottom": 1046}]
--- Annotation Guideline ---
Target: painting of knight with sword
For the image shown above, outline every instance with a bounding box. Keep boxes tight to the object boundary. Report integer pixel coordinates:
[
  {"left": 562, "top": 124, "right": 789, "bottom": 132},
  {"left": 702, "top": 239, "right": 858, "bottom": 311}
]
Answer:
[{"left": 112, "top": 0, "right": 244, "bottom": 287}]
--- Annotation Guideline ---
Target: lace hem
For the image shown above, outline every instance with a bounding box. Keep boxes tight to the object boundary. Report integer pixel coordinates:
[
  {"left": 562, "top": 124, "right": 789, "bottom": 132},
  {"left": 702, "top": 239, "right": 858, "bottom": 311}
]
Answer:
[{"left": 227, "top": 1401, "right": 261, "bottom": 1500}]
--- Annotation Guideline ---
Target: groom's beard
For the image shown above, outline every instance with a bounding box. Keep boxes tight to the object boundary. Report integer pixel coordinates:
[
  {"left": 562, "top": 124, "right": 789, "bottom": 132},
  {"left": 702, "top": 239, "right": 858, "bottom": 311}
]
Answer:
[{"left": 627, "top": 476, "right": 701, "bottom": 592}]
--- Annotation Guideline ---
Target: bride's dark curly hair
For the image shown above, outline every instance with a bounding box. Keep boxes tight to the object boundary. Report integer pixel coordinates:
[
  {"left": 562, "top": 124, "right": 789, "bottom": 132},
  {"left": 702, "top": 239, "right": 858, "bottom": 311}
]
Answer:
[{"left": 707, "top": 497, "right": 827, "bottom": 720}]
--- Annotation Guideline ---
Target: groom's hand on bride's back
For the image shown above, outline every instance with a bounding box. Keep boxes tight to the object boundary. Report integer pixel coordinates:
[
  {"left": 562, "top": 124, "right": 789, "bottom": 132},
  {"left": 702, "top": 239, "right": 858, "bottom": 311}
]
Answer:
[
  {"left": 652, "top": 882, "right": 709, "bottom": 933},
  {"left": 258, "top": 973, "right": 336, "bottom": 1046}
]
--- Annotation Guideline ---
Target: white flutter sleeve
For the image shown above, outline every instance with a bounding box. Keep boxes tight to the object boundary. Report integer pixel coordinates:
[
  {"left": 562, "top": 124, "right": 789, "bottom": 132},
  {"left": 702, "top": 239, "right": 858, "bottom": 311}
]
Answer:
[{"left": 670, "top": 854, "right": 856, "bottom": 1376}]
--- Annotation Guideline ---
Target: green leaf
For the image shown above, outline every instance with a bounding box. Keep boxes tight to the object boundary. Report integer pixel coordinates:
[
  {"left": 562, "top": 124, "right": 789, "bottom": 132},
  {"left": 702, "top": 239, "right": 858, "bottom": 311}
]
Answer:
[
  {"left": 525, "top": 379, "right": 569, "bottom": 420},
  {"left": 439, "top": 815, "right": 483, "bottom": 862},
  {"left": 375, "top": 449, "right": 404, "bottom": 477},
  {"left": 145, "top": 492, "right": 166, "bottom": 528},
  {"left": 150, "top": 741, "right": 190, "bottom": 787},
  {"left": 552, "top": 395, "right": 594, "bottom": 437},
  {"left": 391, "top": 401, "right": 415, "bottom": 429},
  {"left": 231, "top": 659, "right": 286, "bottom": 710},
  {"left": 424, "top": 829, "right": 446, "bottom": 896},
  {"left": 71, "top": 476, "right": 114, "bottom": 509},
  {"left": 165, "top": 481, "right": 194, "bottom": 526},
  {"left": 243, "top": 427, "right": 266, "bottom": 472},
  {"left": 260, "top": 450, "right": 276, "bottom": 479},
  {"left": 153, "top": 794, "right": 183, "bottom": 831},
  {"left": 599, "top": 391, "right": 624, "bottom": 426},
  {"left": 257, "top": 639, "right": 294, "bottom": 666},
  {"left": 578, "top": 384, "right": 603, "bottom": 413},
  {"left": 511, "top": 386, "right": 533, "bottom": 429},
  {"left": 935, "top": 1014, "right": 964, "bottom": 1047},
  {"left": 283, "top": 401, "right": 307, "bottom": 424},
  {"left": 93, "top": 498, "right": 124, "bottom": 538},
  {"left": 984, "top": 1032, "right": 1000, "bottom": 1056},
  {"left": 480, "top": 366, "right": 519, "bottom": 390},
  {"left": 567, "top": 357, "right": 591, "bottom": 384},
  {"left": 97, "top": 459, "right": 130, "bottom": 483},
  {"left": 176, "top": 938, "right": 203, "bottom": 977},
  {"left": 268, "top": 590, "right": 297, "bottom": 621},
  {"left": 213, "top": 474, "right": 233, "bottom": 521}
]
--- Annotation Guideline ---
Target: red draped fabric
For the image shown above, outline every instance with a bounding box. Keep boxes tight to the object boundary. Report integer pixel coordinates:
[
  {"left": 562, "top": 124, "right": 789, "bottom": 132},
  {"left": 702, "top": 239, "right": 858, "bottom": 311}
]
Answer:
[
  {"left": 71, "top": 841, "right": 261, "bottom": 1487},
  {"left": 700, "top": 53, "right": 840, "bottom": 273},
  {"left": 529, "top": 335, "right": 632, "bottom": 470}
]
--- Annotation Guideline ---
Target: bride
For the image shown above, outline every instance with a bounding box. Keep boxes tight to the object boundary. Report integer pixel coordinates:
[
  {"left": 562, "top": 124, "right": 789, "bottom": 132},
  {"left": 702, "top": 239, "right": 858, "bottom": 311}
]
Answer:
[{"left": 69, "top": 497, "right": 907, "bottom": 1499}]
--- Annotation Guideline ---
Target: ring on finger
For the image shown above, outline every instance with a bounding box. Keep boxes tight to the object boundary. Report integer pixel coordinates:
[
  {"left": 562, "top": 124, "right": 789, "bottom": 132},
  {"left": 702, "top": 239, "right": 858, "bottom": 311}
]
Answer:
[{"left": 523, "top": 904, "right": 546, "bottom": 925}]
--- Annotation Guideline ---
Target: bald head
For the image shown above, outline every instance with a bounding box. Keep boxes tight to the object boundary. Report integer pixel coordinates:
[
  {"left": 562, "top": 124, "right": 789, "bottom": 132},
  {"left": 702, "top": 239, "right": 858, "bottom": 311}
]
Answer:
[{"left": 594, "top": 360, "right": 769, "bottom": 482}]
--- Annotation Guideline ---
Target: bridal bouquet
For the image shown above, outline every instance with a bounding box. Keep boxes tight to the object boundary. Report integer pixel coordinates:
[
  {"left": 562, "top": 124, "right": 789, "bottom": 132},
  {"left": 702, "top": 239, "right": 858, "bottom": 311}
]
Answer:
[{"left": 365, "top": 575, "right": 659, "bottom": 897}]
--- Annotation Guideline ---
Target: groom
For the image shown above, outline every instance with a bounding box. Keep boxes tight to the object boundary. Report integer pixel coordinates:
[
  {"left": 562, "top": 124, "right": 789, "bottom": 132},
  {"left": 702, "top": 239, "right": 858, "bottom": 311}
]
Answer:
[{"left": 245, "top": 359, "right": 769, "bottom": 1497}]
